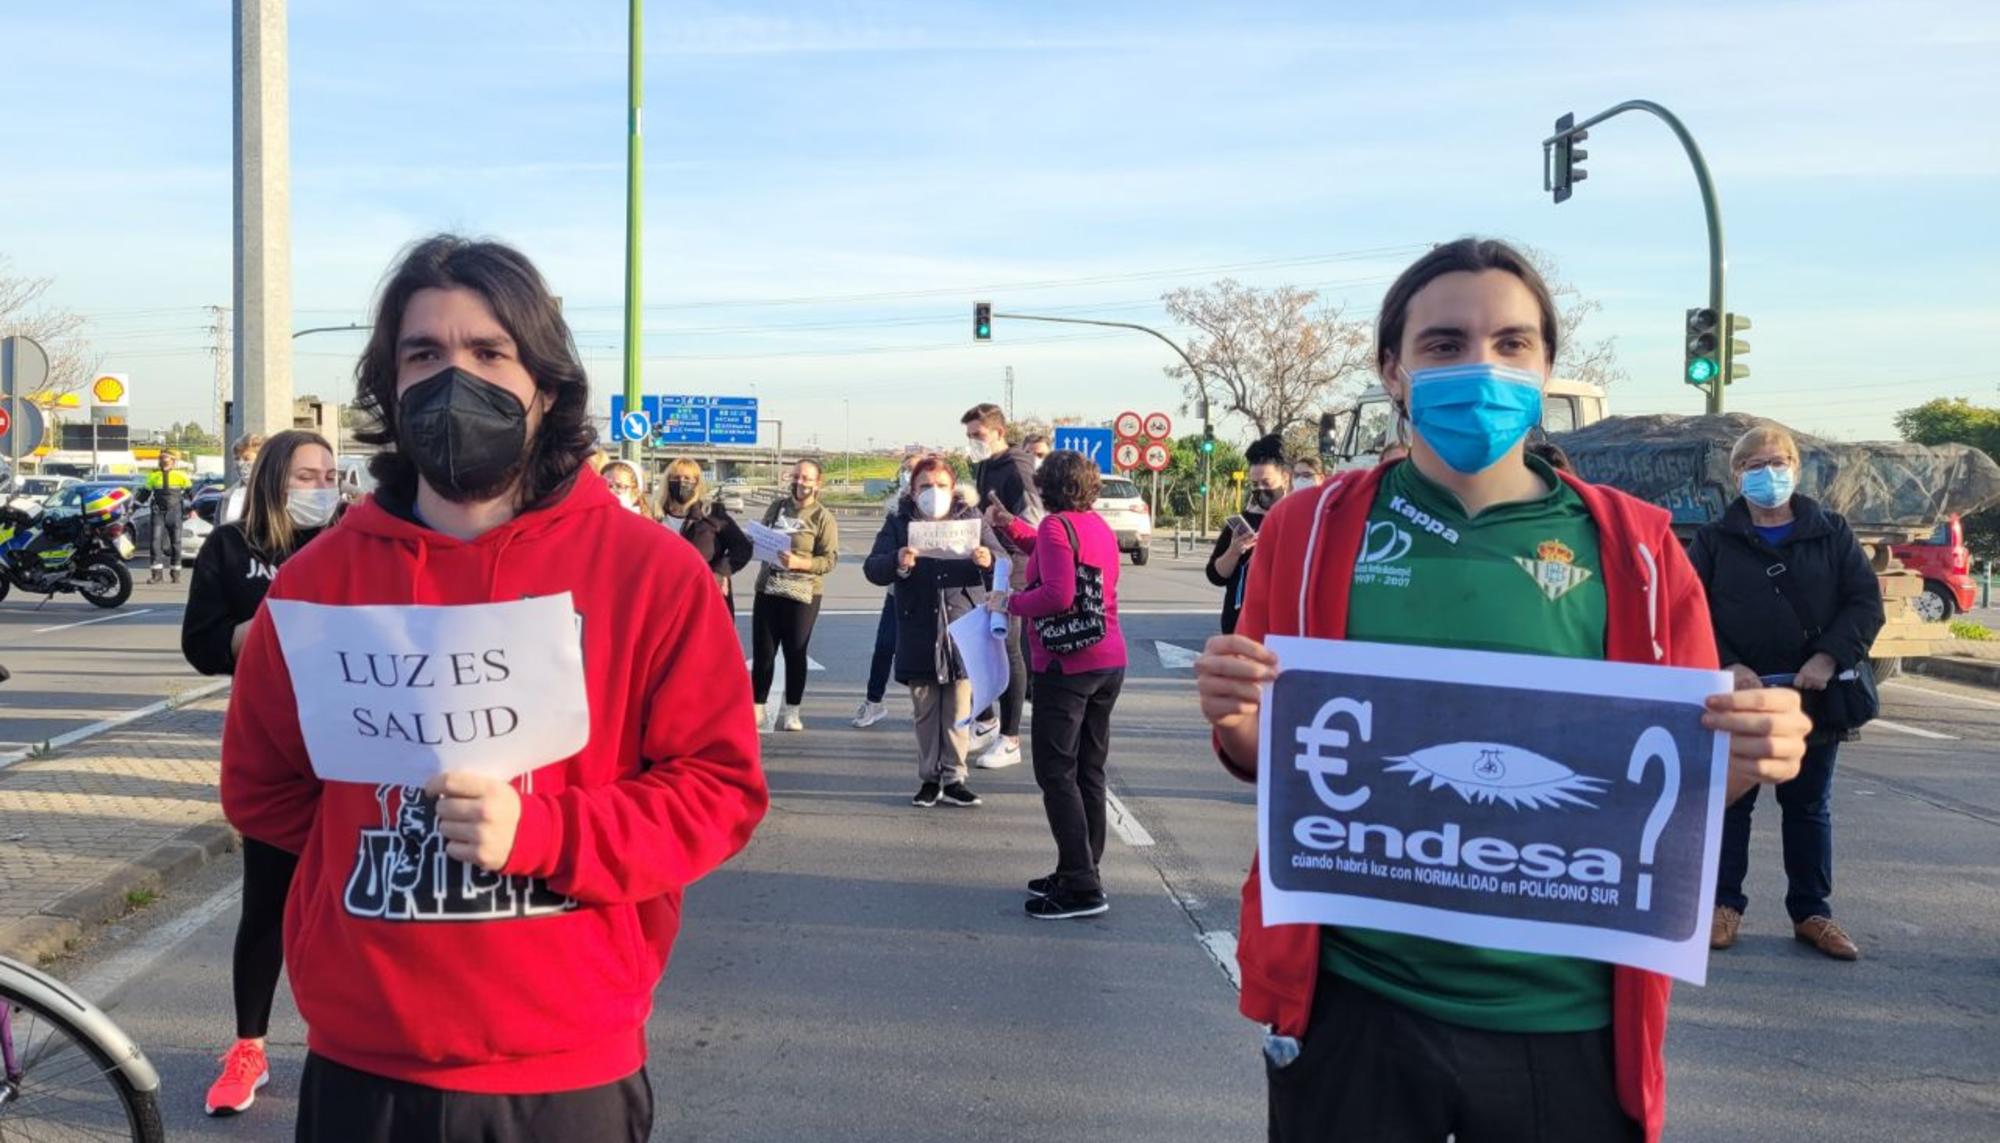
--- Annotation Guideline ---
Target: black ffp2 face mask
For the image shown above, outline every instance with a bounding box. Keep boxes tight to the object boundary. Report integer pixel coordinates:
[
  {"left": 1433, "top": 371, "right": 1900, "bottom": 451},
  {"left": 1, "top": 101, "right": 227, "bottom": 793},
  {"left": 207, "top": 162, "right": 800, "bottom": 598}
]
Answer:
[{"left": 396, "top": 366, "right": 530, "bottom": 503}]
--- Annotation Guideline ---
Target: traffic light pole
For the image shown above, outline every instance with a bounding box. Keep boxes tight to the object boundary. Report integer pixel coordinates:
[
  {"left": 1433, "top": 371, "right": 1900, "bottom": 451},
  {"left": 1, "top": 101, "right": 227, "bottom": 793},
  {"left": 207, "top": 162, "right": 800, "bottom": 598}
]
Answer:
[
  {"left": 622, "top": 0, "right": 644, "bottom": 463},
  {"left": 1543, "top": 100, "right": 1728, "bottom": 413},
  {"left": 988, "top": 311, "right": 1213, "bottom": 528}
]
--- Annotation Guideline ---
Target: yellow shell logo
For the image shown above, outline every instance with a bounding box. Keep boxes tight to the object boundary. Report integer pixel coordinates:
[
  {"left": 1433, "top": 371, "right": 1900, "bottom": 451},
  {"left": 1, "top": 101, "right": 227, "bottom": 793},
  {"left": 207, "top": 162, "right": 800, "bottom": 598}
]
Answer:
[{"left": 91, "top": 375, "right": 127, "bottom": 404}]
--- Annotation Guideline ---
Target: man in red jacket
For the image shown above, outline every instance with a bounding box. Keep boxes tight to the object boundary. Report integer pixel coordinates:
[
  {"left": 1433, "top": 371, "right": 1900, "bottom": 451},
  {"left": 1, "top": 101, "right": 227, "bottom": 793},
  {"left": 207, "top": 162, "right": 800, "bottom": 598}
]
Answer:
[
  {"left": 1194, "top": 238, "right": 1812, "bottom": 1143},
  {"left": 221, "top": 235, "right": 767, "bottom": 1142}
]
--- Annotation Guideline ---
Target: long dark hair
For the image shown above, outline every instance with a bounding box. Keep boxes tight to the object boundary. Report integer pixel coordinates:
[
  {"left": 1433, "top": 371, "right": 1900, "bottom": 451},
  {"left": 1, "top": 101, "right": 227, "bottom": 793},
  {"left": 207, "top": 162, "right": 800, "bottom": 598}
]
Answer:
[
  {"left": 1375, "top": 237, "right": 1560, "bottom": 376},
  {"left": 353, "top": 235, "right": 598, "bottom": 509},
  {"left": 240, "top": 429, "right": 335, "bottom": 561}
]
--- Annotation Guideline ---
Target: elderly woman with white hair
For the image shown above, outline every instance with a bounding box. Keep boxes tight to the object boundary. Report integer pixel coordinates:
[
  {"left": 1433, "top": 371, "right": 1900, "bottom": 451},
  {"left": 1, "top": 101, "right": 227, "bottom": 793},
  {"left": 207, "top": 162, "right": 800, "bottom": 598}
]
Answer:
[{"left": 1688, "top": 424, "right": 1885, "bottom": 961}]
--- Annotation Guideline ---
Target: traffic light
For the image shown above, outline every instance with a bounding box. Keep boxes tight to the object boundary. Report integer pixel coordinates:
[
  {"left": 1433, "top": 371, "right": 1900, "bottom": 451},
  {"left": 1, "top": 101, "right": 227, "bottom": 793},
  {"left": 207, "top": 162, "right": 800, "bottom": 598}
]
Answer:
[
  {"left": 1551, "top": 113, "right": 1588, "bottom": 204},
  {"left": 1684, "top": 307, "right": 1719, "bottom": 386},
  {"left": 1725, "top": 313, "right": 1751, "bottom": 384},
  {"left": 973, "top": 302, "right": 992, "bottom": 341},
  {"left": 1200, "top": 424, "right": 1215, "bottom": 454}
]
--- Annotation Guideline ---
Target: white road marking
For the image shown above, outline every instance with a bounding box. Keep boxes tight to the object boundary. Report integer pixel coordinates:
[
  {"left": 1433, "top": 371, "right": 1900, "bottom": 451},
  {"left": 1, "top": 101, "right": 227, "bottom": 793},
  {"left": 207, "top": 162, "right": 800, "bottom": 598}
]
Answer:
[
  {"left": 75, "top": 879, "right": 243, "bottom": 1008},
  {"left": 1153, "top": 640, "right": 1201, "bottom": 670},
  {"left": 1871, "top": 718, "right": 1957, "bottom": 741},
  {"left": 0, "top": 678, "right": 232, "bottom": 771},
  {"left": 1883, "top": 678, "right": 2000, "bottom": 712},
  {"left": 1105, "top": 791, "right": 1155, "bottom": 847},
  {"left": 1198, "top": 930, "right": 1242, "bottom": 991},
  {"left": 32, "top": 608, "right": 155, "bottom": 634}
]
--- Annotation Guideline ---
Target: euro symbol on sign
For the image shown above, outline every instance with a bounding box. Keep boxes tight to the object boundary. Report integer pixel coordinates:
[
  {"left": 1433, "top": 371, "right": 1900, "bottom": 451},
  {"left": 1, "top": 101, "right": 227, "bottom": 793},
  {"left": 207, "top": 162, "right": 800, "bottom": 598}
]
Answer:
[{"left": 1294, "top": 697, "right": 1373, "bottom": 812}]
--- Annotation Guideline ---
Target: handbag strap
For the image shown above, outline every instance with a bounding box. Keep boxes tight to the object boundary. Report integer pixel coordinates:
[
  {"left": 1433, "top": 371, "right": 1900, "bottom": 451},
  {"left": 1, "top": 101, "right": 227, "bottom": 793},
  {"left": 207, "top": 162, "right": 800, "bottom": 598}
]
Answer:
[{"left": 1738, "top": 532, "right": 1824, "bottom": 642}]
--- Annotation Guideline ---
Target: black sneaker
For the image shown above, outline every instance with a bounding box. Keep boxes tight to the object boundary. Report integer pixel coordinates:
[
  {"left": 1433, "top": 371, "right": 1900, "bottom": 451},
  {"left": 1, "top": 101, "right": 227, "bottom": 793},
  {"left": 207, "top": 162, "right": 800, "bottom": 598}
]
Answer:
[
  {"left": 1026, "top": 890, "right": 1108, "bottom": 920},
  {"left": 939, "top": 783, "right": 982, "bottom": 807},
  {"left": 911, "top": 782, "right": 941, "bottom": 807},
  {"left": 1026, "top": 875, "right": 1057, "bottom": 897}
]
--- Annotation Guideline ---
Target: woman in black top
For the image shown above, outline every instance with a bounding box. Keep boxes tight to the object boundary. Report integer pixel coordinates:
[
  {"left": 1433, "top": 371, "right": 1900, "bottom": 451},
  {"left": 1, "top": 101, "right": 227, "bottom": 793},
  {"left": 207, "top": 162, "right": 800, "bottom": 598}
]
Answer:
[
  {"left": 180, "top": 429, "right": 340, "bottom": 1117},
  {"left": 1688, "top": 425, "right": 1885, "bottom": 962},
  {"left": 658, "top": 457, "right": 752, "bottom": 610},
  {"left": 1205, "top": 436, "right": 1289, "bottom": 635}
]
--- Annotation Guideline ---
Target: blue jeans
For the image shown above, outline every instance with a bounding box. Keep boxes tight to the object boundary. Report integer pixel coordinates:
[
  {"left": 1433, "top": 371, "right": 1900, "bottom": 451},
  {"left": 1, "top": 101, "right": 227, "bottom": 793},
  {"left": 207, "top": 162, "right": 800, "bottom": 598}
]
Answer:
[
  {"left": 1715, "top": 739, "right": 1838, "bottom": 922},
  {"left": 865, "top": 594, "right": 896, "bottom": 704}
]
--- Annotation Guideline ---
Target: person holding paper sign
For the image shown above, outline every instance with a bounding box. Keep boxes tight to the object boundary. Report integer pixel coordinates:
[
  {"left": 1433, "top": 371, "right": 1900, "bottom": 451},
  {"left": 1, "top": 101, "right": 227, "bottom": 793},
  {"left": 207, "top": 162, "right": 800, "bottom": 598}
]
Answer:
[
  {"left": 862, "top": 454, "right": 1000, "bottom": 807},
  {"left": 964, "top": 402, "right": 1040, "bottom": 769},
  {"left": 181, "top": 428, "right": 340, "bottom": 1118},
  {"left": 751, "top": 459, "right": 839, "bottom": 731},
  {"left": 1192, "top": 238, "right": 1811, "bottom": 1143},
  {"left": 221, "top": 235, "right": 767, "bottom": 1143}
]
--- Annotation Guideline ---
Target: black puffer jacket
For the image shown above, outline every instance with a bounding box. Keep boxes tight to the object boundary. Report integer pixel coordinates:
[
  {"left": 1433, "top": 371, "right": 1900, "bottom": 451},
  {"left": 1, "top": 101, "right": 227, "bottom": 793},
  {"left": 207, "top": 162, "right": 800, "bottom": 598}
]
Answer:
[
  {"left": 862, "top": 501, "right": 1002, "bottom": 686},
  {"left": 1688, "top": 495, "right": 1885, "bottom": 739}
]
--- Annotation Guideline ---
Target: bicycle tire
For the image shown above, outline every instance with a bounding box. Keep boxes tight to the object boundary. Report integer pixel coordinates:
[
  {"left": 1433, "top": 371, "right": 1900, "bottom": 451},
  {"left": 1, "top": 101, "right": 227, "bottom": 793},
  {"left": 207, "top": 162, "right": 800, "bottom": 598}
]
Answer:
[{"left": 0, "top": 978, "right": 164, "bottom": 1143}]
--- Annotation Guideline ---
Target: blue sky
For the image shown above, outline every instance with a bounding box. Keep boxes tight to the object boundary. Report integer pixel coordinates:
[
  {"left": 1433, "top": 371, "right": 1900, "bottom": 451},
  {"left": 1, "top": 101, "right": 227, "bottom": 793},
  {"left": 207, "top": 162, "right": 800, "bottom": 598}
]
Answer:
[{"left": 3, "top": 0, "right": 1996, "bottom": 450}]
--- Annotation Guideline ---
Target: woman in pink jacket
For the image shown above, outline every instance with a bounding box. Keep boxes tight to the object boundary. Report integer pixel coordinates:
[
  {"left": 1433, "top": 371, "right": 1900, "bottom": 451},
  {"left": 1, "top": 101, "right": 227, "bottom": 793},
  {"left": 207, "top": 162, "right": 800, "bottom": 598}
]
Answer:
[{"left": 988, "top": 449, "right": 1128, "bottom": 920}]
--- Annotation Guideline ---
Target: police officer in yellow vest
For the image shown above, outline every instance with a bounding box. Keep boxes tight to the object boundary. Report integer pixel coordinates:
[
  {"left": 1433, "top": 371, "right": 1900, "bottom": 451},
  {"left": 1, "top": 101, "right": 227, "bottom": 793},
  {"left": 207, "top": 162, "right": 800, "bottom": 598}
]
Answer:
[{"left": 143, "top": 450, "right": 193, "bottom": 583}]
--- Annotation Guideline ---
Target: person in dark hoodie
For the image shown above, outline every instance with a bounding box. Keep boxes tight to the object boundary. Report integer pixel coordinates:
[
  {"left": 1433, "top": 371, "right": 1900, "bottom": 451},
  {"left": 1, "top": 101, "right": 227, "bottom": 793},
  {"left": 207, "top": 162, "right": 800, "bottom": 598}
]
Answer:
[
  {"left": 1193, "top": 238, "right": 1813, "bottom": 1143},
  {"left": 962, "top": 402, "right": 1041, "bottom": 770},
  {"left": 658, "top": 456, "right": 752, "bottom": 610},
  {"left": 220, "top": 235, "right": 768, "bottom": 1143},
  {"left": 1689, "top": 424, "right": 1884, "bottom": 961},
  {"left": 181, "top": 427, "right": 340, "bottom": 1118},
  {"left": 1205, "top": 434, "right": 1289, "bottom": 635},
  {"left": 862, "top": 454, "right": 1000, "bottom": 807}
]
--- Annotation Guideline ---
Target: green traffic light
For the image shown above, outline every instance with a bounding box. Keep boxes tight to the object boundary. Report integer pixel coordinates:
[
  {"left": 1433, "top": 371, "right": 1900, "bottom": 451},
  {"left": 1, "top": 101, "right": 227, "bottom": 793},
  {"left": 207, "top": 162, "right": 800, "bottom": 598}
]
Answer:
[
  {"left": 976, "top": 324, "right": 990, "bottom": 338},
  {"left": 1686, "top": 357, "right": 1718, "bottom": 384}
]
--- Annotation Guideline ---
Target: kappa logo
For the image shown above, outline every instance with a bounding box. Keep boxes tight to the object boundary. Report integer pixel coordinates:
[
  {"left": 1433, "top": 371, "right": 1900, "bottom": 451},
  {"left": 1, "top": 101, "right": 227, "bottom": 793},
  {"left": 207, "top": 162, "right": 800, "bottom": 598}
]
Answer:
[
  {"left": 1388, "top": 495, "right": 1460, "bottom": 545},
  {"left": 343, "top": 784, "right": 575, "bottom": 922},
  {"left": 1516, "top": 539, "right": 1594, "bottom": 602},
  {"left": 1385, "top": 741, "right": 1608, "bottom": 810}
]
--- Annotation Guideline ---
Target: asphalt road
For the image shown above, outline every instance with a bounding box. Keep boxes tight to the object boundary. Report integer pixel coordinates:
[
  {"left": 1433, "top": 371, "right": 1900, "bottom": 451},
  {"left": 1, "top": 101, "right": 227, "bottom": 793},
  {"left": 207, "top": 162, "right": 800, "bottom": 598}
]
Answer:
[{"left": 13, "top": 538, "right": 2000, "bottom": 1141}]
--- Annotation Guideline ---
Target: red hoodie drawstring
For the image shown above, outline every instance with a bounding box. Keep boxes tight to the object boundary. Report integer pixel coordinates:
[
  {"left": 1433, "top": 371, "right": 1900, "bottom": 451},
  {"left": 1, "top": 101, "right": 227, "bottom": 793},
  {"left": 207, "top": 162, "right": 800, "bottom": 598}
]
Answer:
[{"left": 408, "top": 540, "right": 430, "bottom": 604}]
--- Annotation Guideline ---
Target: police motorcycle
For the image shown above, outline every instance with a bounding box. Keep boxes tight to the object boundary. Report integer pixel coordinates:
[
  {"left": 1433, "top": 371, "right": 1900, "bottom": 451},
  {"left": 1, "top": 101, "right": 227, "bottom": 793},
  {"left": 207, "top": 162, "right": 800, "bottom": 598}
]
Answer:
[{"left": 0, "top": 484, "right": 137, "bottom": 608}]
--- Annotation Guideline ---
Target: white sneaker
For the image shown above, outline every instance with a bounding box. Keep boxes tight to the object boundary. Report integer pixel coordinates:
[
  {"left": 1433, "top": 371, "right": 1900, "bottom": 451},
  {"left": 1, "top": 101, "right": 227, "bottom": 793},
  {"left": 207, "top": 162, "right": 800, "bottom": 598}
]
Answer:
[
  {"left": 969, "top": 717, "right": 999, "bottom": 754},
  {"left": 851, "top": 701, "right": 888, "bottom": 728},
  {"left": 753, "top": 704, "right": 768, "bottom": 733},
  {"left": 973, "top": 736, "right": 1022, "bottom": 769},
  {"left": 778, "top": 705, "right": 805, "bottom": 732}
]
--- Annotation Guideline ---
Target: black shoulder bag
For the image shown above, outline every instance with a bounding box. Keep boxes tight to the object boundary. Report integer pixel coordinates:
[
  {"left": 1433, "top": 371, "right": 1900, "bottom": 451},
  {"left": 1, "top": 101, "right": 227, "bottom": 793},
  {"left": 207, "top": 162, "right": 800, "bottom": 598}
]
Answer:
[
  {"left": 1760, "top": 552, "right": 1879, "bottom": 734},
  {"left": 1031, "top": 515, "right": 1107, "bottom": 657}
]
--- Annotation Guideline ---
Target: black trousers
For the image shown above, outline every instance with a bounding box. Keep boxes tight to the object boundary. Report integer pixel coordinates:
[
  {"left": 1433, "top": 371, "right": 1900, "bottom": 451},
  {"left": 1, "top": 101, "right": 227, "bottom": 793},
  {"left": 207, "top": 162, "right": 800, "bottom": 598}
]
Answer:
[
  {"left": 1267, "top": 973, "right": 1642, "bottom": 1143},
  {"left": 751, "top": 593, "right": 822, "bottom": 705},
  {"left": 149, "top": 501, "right": 181, "bottom": 566},
  {"left": 998, "top": 617, "right": 1028, "bottom": 736},
  {"left": 1028, "top": 666, "right": 1123, "bottom": 894},
  {"left": 296, "top": 1054, "right": 653, "bottom": 1143},
  {"left": 234, "top": 837, "right": 299, "bottom": 1039}
]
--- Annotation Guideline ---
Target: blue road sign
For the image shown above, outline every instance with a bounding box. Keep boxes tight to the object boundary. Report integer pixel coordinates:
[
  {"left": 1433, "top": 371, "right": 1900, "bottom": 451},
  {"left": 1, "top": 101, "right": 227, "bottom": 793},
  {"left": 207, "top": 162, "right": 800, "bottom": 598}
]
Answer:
[
  {"left": 620, "top": 409, "right": 651, "bottom": 441},
  {"left": 1053, "top": 426, "right": 1115, "bottom": 474},
  {"left": 609, "top": 395, "right": 649, "bottom": 443},
  {"left": 708, "top": 396, "right": 759, "bottom": 445},
  {"left": 656, "top": 396, "right": 710, "bottom": 445}
]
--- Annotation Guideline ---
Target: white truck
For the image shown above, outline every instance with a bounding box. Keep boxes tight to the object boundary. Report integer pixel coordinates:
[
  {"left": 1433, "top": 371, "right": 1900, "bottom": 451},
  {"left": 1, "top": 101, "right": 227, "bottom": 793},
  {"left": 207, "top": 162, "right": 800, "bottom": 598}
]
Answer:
[{"left": 1317, "top": 377, "right": 1610, "bottom": 470}]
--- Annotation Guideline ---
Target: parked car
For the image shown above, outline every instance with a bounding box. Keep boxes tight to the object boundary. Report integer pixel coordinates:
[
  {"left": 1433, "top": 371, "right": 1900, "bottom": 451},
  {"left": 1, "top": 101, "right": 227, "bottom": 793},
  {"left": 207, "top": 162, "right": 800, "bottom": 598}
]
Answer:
[
  {"left": 1892, "top": 514, "right": 1977, "bottom": 622},
  {"left": 719, "top": 477, "right": 749, "bottom": 515},
  {"left": 6, "top": 475, "right": 80, "bottom": 511},
  {"left": 1092, "top": 476, "right": 1152, "bottom": 566}
]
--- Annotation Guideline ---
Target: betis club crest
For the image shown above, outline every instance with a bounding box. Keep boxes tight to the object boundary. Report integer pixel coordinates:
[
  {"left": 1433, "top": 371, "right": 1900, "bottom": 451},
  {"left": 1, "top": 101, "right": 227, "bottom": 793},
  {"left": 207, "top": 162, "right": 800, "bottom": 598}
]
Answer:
[{"left": 1517, "top": 539, "right": 1593, "bottom": 602}]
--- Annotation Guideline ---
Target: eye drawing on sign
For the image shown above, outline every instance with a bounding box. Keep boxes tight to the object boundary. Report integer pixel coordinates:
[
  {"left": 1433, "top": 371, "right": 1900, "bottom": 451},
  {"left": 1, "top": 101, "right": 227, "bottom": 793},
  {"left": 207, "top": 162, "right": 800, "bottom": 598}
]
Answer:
[{"left": 1385, "top": 742, "right": 1607, "bottom": 810}]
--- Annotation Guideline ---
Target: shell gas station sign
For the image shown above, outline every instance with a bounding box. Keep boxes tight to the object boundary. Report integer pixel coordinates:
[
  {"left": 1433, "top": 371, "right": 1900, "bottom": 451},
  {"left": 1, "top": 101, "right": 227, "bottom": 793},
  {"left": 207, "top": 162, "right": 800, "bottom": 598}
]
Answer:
[{"left": 90, "top": 374, "right": 129, "bottom": 405}]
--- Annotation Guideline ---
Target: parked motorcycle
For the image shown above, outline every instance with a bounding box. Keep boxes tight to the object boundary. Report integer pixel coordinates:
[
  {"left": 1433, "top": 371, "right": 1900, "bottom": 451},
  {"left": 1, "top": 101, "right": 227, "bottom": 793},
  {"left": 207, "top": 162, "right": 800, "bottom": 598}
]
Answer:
[{"left": 0, "top": 485, "right": 137, "bottom": 609}]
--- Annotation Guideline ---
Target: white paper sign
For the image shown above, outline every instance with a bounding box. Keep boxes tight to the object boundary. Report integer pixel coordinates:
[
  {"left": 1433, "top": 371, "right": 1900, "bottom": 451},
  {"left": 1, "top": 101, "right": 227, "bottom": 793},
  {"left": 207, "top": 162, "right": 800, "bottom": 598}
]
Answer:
[
  {"left": 745, "top": 518, "right": 799, "bottom": 567},
  {"left": 907, "top": 518, "right": 983, "bottom": 559},
  {"left": 268, "top": 594, "right": 592, "bottom": 787},
  {"left": 1257, "top": 637, "right": 1733, "bottom": 985},
  {"left": 948, "top": 606, "right": 1010, "bottom": 727}
]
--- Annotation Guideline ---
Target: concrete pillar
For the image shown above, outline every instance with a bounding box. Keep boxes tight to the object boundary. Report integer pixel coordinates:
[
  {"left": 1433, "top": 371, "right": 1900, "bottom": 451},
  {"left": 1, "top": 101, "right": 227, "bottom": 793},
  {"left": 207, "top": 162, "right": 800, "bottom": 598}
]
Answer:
[{"left": 232, "top": 0, "right": 293, "bottom": 443}]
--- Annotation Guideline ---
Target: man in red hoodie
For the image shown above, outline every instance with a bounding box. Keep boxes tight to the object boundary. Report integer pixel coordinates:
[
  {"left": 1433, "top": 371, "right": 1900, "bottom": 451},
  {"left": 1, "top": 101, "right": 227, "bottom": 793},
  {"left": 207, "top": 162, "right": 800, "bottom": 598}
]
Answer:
[
  {"left": 1194, "top": 238, "right": 1813, "bottom": 1142},
  {"left": 221, "top": 235, "right": 767, "bottom": 1142}
]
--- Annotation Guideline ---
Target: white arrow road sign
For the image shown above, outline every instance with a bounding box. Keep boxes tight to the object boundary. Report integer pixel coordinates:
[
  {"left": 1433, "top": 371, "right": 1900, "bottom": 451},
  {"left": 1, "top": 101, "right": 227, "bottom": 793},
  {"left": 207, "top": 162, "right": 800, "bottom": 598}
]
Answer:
[{"left": 1154, "top": 640, "right": 1200, "bottom": 670}]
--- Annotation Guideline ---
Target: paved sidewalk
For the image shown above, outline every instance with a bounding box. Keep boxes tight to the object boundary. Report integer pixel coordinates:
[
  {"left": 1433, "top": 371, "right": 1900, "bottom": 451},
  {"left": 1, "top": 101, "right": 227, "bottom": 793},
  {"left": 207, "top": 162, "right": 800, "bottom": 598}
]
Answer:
[{"left": 0, "top": 694, "right": 237, "bottom": 963}]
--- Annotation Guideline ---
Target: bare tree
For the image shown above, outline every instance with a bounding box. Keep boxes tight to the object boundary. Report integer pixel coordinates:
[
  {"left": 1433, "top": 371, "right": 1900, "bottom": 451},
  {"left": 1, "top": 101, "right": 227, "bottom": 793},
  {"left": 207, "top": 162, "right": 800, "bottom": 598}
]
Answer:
[
  {"left": 1160, "top": 279, "right": 1373, "bottom": 439},
  {"left": 1517, "top": 245, "right": 1627, "bottom": 391},
  {"left": 0, "top": 258, "right": 97, "bottom": 399}
]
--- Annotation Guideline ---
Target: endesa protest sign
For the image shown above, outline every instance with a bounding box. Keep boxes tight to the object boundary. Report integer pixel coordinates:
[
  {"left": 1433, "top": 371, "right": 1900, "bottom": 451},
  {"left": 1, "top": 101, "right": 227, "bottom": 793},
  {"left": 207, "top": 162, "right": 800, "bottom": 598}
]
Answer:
[
  {"left": 269, "top": 594, "right": 591, "bottom": 788},
  {"left": 1257, "top": 637, "right": 1733, "bottom": 984}
]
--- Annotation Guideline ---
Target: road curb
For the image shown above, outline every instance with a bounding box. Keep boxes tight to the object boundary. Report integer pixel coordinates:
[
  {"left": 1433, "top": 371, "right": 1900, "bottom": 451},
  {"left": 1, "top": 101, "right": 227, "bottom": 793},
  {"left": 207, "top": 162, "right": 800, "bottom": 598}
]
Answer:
[
  {"left": 0, "top": 816, "right": 239, "bottom": 965},
  {"left": 1906, "top": 655, "right": 2000, "bottom": 689}
]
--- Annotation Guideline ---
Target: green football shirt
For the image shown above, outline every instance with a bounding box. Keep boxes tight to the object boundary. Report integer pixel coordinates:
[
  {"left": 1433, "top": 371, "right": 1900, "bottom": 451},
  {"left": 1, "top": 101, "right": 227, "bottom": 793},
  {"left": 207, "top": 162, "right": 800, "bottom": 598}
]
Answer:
[{"left": 1322, "top": 455, "right": 1614, "bottom": 1032}]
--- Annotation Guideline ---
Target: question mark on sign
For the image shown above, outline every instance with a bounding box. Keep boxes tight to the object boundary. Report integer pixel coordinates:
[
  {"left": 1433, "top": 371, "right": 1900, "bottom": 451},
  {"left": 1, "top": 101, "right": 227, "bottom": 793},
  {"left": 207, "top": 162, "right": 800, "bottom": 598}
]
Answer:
[{"left": 1625, "top": 726, "right": 1681, "bottom": 912}]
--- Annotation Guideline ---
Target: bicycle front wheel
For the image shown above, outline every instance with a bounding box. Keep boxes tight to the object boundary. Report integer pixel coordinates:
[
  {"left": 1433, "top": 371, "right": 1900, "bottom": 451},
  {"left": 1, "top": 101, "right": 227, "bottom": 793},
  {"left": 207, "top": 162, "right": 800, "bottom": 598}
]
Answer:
[{"left": 0, "top": 981, "right": 163, "bottom": 1143}]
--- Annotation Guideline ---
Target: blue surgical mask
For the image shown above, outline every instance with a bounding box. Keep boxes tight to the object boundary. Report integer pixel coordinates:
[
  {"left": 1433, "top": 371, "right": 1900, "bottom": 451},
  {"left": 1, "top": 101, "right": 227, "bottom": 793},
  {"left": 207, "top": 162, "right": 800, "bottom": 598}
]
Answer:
[
  {"left": 1403, "top": 363, "right": 1544, "bottom": 474},
  {"left": 1740, "top": 465, "right": 1795, "bottom": 509}
]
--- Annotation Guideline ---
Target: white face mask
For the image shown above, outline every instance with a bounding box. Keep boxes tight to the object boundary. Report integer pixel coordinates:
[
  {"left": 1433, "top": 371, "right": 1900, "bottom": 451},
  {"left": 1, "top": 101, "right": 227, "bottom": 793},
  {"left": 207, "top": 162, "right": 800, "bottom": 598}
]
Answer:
[
  {"left": 286, "top": 487, "right": 340, "bottom": 528},
  {"left": 615, "top": 492, "right": 641, "bottom": 512},
  {"left": 1292, "top": 476, "right": 1316, "bottom": 492},
  {"left": 915, "top": 486, "right": 952, "bottom": 519},
  {"left": 966, "top": 437, "right": 992, "bottom": 462}
]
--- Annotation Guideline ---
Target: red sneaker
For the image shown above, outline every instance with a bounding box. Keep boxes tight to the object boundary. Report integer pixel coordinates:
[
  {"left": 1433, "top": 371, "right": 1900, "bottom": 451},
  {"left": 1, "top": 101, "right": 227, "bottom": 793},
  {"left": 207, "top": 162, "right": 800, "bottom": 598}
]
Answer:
[{"left": 204, "top": 1039, "right": 269, "bottom": 1116}]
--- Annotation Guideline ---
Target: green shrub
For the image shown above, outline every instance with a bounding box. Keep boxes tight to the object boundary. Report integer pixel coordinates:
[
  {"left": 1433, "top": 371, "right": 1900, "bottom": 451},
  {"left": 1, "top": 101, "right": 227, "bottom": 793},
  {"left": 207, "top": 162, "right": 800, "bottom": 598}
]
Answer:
[{"left": 1949, "top": 619, "right": 1992, "bottom": 641}]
